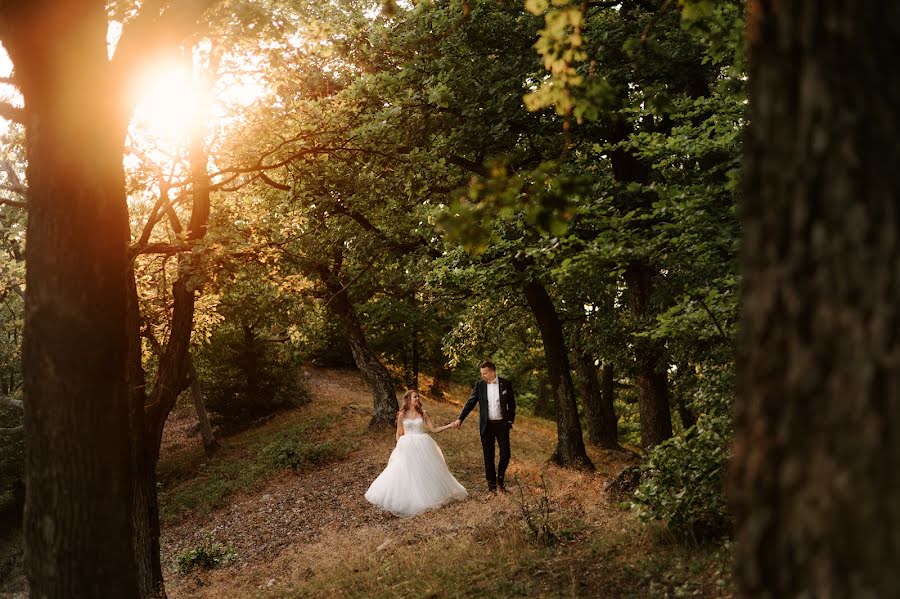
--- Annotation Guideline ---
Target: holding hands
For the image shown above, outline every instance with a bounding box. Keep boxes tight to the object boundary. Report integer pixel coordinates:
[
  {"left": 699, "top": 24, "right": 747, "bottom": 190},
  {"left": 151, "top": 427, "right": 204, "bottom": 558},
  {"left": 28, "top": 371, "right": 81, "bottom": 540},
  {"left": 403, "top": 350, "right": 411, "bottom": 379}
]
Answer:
[{"left": 435, "top": 419, "right": 461, "bottom": 433}]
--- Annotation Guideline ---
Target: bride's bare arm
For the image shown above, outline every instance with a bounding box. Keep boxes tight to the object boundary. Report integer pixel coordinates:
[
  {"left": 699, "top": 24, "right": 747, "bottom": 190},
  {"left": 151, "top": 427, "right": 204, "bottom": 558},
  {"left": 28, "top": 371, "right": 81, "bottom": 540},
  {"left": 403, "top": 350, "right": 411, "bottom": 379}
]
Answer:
[
  {"left": 396, "top": 413, "right": 404, "bottom": 440},
  {"left": 424, "top": 411, "right": 452, "bottom": 433}
]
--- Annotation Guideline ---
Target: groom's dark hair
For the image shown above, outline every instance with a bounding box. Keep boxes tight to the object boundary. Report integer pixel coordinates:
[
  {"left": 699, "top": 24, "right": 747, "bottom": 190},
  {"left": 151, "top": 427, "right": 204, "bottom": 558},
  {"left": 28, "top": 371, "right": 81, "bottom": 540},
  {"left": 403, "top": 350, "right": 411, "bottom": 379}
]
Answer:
[{"left": 479, "top": 360, "right": 496, "bottom": 371}]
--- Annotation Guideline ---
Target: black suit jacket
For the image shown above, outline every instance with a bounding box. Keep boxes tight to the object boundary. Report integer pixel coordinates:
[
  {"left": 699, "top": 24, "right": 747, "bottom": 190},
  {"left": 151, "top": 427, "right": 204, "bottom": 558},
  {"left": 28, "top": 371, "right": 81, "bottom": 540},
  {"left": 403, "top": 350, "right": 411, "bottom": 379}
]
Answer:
[{"left": 458, "top": 377, "right": 516, "bottom": 436}]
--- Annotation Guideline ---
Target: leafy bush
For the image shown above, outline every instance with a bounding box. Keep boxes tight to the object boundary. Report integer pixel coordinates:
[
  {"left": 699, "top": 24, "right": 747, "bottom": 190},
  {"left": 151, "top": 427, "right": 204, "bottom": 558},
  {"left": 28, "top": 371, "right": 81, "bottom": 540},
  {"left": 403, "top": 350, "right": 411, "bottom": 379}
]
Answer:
[
  {"left": 0, "top": 397, "right": 24, "bottom": 515},
  {"left": 195, "top": 325, "right": 312, "bottom": 427},
  {"left": 258, "top": 426, "right": 347, "bottom": 471},
  {"left": 630, "top": 413, "right": 732, "bottom": 540},
  {"left": 174, "top": 540, "right": 238, "bottom": 573}
]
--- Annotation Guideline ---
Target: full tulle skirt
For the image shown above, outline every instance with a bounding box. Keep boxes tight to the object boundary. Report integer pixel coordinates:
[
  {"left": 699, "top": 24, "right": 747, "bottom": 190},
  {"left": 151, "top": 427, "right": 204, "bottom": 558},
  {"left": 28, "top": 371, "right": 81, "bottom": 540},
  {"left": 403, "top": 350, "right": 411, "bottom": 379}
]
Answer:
[{"left": 365, "top": 433, "right": 468, "bottom": 517}]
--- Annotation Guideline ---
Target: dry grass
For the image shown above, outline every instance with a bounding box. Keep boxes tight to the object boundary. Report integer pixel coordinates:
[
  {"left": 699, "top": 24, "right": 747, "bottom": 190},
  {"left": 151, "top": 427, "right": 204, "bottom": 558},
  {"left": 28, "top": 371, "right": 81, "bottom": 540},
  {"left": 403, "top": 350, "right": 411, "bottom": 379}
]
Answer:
[{"left": 160, "top": 367, "right": 733, "bottom": 599}]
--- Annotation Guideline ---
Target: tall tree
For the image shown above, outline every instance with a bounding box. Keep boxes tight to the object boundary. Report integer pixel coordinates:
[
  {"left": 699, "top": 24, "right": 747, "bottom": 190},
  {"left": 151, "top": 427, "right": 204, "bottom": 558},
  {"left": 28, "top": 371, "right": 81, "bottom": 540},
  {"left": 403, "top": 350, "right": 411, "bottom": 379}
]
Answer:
[
  {"left": 0, "top": 2, "right": 215, "bottom": 595},
  {"left": 522, "top": 277, "right": 593, "bottom": 469},
  {"left": 733, "top": 1, "right": 900, "bottom": 595}
]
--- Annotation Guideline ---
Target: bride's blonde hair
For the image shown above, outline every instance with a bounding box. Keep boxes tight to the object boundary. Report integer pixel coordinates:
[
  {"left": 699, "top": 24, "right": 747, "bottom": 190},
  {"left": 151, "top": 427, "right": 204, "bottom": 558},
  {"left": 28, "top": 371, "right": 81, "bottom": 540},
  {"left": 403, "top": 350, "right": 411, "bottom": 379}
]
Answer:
[{"left": 398, "top": 389, "right": 424, "bottom": 419}]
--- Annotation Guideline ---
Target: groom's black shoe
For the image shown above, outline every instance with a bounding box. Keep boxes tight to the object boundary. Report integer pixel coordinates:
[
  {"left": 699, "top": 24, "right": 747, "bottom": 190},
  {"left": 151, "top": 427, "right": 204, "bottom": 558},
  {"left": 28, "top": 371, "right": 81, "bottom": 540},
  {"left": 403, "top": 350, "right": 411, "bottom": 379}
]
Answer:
[{"left": 497, "top": 477, "right": 509, "bottom": 493}]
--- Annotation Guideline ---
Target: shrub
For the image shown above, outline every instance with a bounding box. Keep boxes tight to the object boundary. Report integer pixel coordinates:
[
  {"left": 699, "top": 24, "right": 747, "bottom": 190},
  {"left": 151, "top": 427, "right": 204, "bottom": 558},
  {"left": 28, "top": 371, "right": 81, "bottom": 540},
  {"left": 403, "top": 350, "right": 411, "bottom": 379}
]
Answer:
[
  {"left": 0, "top": 397, "right": 24, "bottom": 515},
  {"left": 629, "top": 413, "right": 732, "bottom": 540},
  {"left": 174, "top": 540, "right": 238, "bottom": 573},
  {"left": 258, "top": 426, "right": 346, "bottom": 471},
  {"left": 512, "top": 475, "right": 569, "bottom": 547},
  {"left": 195, "top": 326, "right": 312, "bottom": 427}
]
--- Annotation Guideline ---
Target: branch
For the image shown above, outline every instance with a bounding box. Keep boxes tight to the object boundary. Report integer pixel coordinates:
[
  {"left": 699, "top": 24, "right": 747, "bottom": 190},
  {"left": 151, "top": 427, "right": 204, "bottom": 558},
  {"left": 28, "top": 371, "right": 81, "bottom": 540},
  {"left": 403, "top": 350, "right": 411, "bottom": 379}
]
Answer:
[
  {"left": 0, "top": 183, "right": 26, "bottom": 196},
  {"left": 259, "top": 172, "right": 291, "bottom": 191},
  {"left": 1, "top": 396, "right": 23, "bottom": 410},
  {"left": 445, "top": 154, "right": 488, "bottom": 177},
  {"left": 113, "top": 0, "right": 222, "bottom": 76},
  {"left": 696, "top": 295, "right": 730, "bottom": 343},
  {"left": 131, "top": 242, "right": 191, "bottom": 257},
  {"left": 0, "top": 197, "right": 26, "bottom": 209},
  {"left": 0, "top": 425, "right": 23, "bottom": 434},
  {"left": 0, "top": 100, "right": 24, "bottom": 124}
]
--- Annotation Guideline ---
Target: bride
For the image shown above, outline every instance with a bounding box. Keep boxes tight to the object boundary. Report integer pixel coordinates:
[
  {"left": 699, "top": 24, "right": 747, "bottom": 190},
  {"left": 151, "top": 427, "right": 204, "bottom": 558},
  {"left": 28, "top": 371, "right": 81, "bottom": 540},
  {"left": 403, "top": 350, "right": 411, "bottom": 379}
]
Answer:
[{"left": 365, "top": 389, "right": 468, "bottom": 517}]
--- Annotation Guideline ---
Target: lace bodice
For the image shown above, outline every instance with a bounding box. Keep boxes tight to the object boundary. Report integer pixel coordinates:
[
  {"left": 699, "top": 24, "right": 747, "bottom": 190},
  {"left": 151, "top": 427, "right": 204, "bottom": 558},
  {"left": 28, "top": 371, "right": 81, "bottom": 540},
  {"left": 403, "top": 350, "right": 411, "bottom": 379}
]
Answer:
[{"left": 402, "top": 417, "right": 427, "bottom": 435}]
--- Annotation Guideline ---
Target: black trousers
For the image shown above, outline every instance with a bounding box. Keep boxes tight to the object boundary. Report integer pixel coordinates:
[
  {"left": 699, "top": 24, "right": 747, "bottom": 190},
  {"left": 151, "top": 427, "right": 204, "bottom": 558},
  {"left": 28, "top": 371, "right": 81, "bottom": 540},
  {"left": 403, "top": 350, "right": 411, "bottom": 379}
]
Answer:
[{"left": 480, "top": 420, "right": 511, "bottom": 488}]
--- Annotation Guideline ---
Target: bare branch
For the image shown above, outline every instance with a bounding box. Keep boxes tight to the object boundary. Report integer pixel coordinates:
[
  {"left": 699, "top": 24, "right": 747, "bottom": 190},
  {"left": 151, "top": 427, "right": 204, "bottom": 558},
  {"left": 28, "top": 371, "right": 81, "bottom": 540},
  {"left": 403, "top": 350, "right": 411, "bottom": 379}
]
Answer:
[
  {"left": 1, "top": 396, "right": 23, "bottom": 410},
  {"left": 0, "top": 183, "right": 25, "bottom": 196},
  {"left": 0, "top": 197, "right": 26, "bottom": 209},
  {"left": 259, "top": 172, "right": 291, "bottom": 191},
  {"left": 445, "top": 154, "right": 488, "bottom": 177},
  {"left": 2, "top": 159, "right": 22, "bottom": 187},
  {"left": 134, "top": 180, "right": 173, "bottom": 249},
  {"left": 113, "top": 0, "right": 222, "bottom": 76},
  {"left": 0, "top": 425, "right": 23, "bottom": 434},
  {"left": 130, "top": 242, "right": 191, "bottom": 257},
  {"left": 0, "top": 100, "right": 24, "bottom": 124}
]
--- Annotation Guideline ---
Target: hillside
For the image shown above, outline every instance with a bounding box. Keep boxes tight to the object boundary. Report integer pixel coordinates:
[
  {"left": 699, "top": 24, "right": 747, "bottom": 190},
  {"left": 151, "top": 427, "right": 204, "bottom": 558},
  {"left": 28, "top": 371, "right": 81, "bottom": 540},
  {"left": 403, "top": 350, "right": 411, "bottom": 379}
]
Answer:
[{"left": 156, "top": 367, "right": 733, "bottom": 598}]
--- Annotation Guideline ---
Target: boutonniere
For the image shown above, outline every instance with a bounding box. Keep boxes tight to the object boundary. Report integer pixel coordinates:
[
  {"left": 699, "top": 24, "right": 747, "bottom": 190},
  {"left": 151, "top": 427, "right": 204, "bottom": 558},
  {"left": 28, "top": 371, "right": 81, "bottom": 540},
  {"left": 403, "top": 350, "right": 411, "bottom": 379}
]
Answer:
[{"left": 502, "top": 389, "right": 508, "bottom": 395}]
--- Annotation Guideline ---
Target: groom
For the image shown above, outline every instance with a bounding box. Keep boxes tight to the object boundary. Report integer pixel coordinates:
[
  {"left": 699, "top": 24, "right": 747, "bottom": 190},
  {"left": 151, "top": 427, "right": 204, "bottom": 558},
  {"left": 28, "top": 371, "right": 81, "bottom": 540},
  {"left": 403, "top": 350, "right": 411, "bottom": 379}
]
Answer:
[{"left": 452, "top": 361, "right": 516, "bottom": 493}]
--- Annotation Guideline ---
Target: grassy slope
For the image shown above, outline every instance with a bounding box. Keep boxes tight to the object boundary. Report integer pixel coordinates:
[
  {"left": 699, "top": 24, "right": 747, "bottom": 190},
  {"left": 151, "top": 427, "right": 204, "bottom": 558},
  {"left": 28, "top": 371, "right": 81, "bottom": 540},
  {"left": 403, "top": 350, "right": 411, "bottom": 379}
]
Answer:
[{"left": 160, "top": 366, "right": 733, "bottom": 599}]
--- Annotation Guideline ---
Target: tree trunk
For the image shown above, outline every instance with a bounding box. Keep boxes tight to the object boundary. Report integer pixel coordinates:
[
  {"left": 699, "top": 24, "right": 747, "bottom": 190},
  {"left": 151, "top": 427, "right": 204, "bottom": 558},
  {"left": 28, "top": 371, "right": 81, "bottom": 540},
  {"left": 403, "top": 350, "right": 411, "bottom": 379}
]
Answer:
[
  {"left": 674, "top": 394, "right": 697, "bottom": 431},
  {"left": 136, "top": 67, "right": 214, "bottom": 595},
  {"left": 600, "top": 363, "right": 617, "bottom": 433},
  {"left": 411, "top": 329, "right": 420, "bottom": 390},
  {"left": 624, "top": 262, "right": 673, "bottom": 451},
  {"left": 10, "top": 7, "right": 141, "bottom": 595},
  {"left": 188, "top": 357, "right": 218, "bottom": 455},
  {"left": 532, "top": 376, "right": 556, "bottom": 419},
  {"left": 574, "top": 338, "right": 620, "bottom": 449},
  {"left": 127, "top": 271, "right": 155, "bottom": 597},
  {"left": 733, "top": 2, "right": 900, "bottom": 596},
  {"left": 609, "top": 113, "right": 674, "bottom": 452},
  {"left": 522, "top": 280, "right": 593, "bottom": 470},
  {"left": 327, "top": 281, "right": 398, "bottom": 427}
]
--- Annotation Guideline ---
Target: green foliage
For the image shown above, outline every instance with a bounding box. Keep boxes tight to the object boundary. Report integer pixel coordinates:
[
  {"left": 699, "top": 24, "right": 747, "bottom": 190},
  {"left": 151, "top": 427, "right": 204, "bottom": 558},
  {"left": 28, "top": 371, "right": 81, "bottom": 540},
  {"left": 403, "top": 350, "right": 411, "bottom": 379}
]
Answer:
[
  {"left": 0, "top": 399, "right": 24, "bottom": 513},
  {"left": 630, "top": 414, "right": 732, "bottom": 540},
  {"left": 159, "top": 416, "right": 343, "bottom": 521},
  {"left": 259, "top": 437, "right": 347, "bottom": 471},
  {"left": 192, "top": 254, "right": 315, "bottom": 427},
  {"left": 174, "top": 540, "right": 238, "bottom": 573},
  {"left": 258, "top": 420, "right": 348, "bottom": 471},
  {"left": 195, "top": 326, "right": 311, "bottom": 427}
]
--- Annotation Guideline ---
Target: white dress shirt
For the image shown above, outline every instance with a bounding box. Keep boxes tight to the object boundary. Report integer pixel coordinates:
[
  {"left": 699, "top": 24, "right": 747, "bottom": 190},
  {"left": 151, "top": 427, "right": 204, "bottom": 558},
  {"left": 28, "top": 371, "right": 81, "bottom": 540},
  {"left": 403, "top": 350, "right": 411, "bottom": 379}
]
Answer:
[{"left": 486, "top": 378, "right": 503, "bottom": 420}]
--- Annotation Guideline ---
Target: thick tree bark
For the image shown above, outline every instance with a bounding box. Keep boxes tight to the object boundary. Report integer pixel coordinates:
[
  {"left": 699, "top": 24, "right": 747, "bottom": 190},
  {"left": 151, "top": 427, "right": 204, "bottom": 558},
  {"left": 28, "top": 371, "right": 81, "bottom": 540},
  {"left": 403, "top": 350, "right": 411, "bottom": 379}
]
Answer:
[
  {"left": 733, "top": 2, "right": 900, "bottom": 596},
  {"left": 522, "top": 280, "right": 593, "bottom": 470},
  {"left": 326, "top": 280, "right": 398, "bottom": 427},
  {"left": 188, "top": 357, "right": 218, "bottom": 455},
  {"left": 624, "top": 262, "right": 673, "bottom": 450},
  {"left": 127, "top": 272, "right": 155, "bottom": 597},
  {"left": 600, "top": 363, "right": 617, "bottom": 431},
  {"left": 609, "top": 114, "right": 673, "bottom": 452},
  {"left": 574, "top": 338, "right": 620, "bottom": 449},
  {"left": 7, "top": 6, "right": 142, "bottom": 596},
  {"left": 674, "top": 392, "right": 697, "bottom": 431},
  {"left": 531, "top": 376, "right": 556, "bottom": 419}
]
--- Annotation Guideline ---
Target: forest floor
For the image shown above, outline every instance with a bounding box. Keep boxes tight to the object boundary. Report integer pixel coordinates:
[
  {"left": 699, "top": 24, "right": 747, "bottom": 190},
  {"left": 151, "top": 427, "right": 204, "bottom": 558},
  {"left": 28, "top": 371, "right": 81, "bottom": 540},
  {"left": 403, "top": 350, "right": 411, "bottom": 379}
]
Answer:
[
  {"left": 0, "top": 366, "right": 734, "bottom": 598},
  {"left": 158, "top": 366, "right": 733, "bottom": 599}
]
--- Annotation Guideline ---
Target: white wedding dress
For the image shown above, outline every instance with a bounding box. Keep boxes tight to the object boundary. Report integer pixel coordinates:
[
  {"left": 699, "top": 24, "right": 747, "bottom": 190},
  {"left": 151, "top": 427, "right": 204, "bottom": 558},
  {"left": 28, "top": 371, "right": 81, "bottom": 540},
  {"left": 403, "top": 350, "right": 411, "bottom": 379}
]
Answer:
[{"left": 365, "top": 417, "right": 468, "bottom": 517}]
